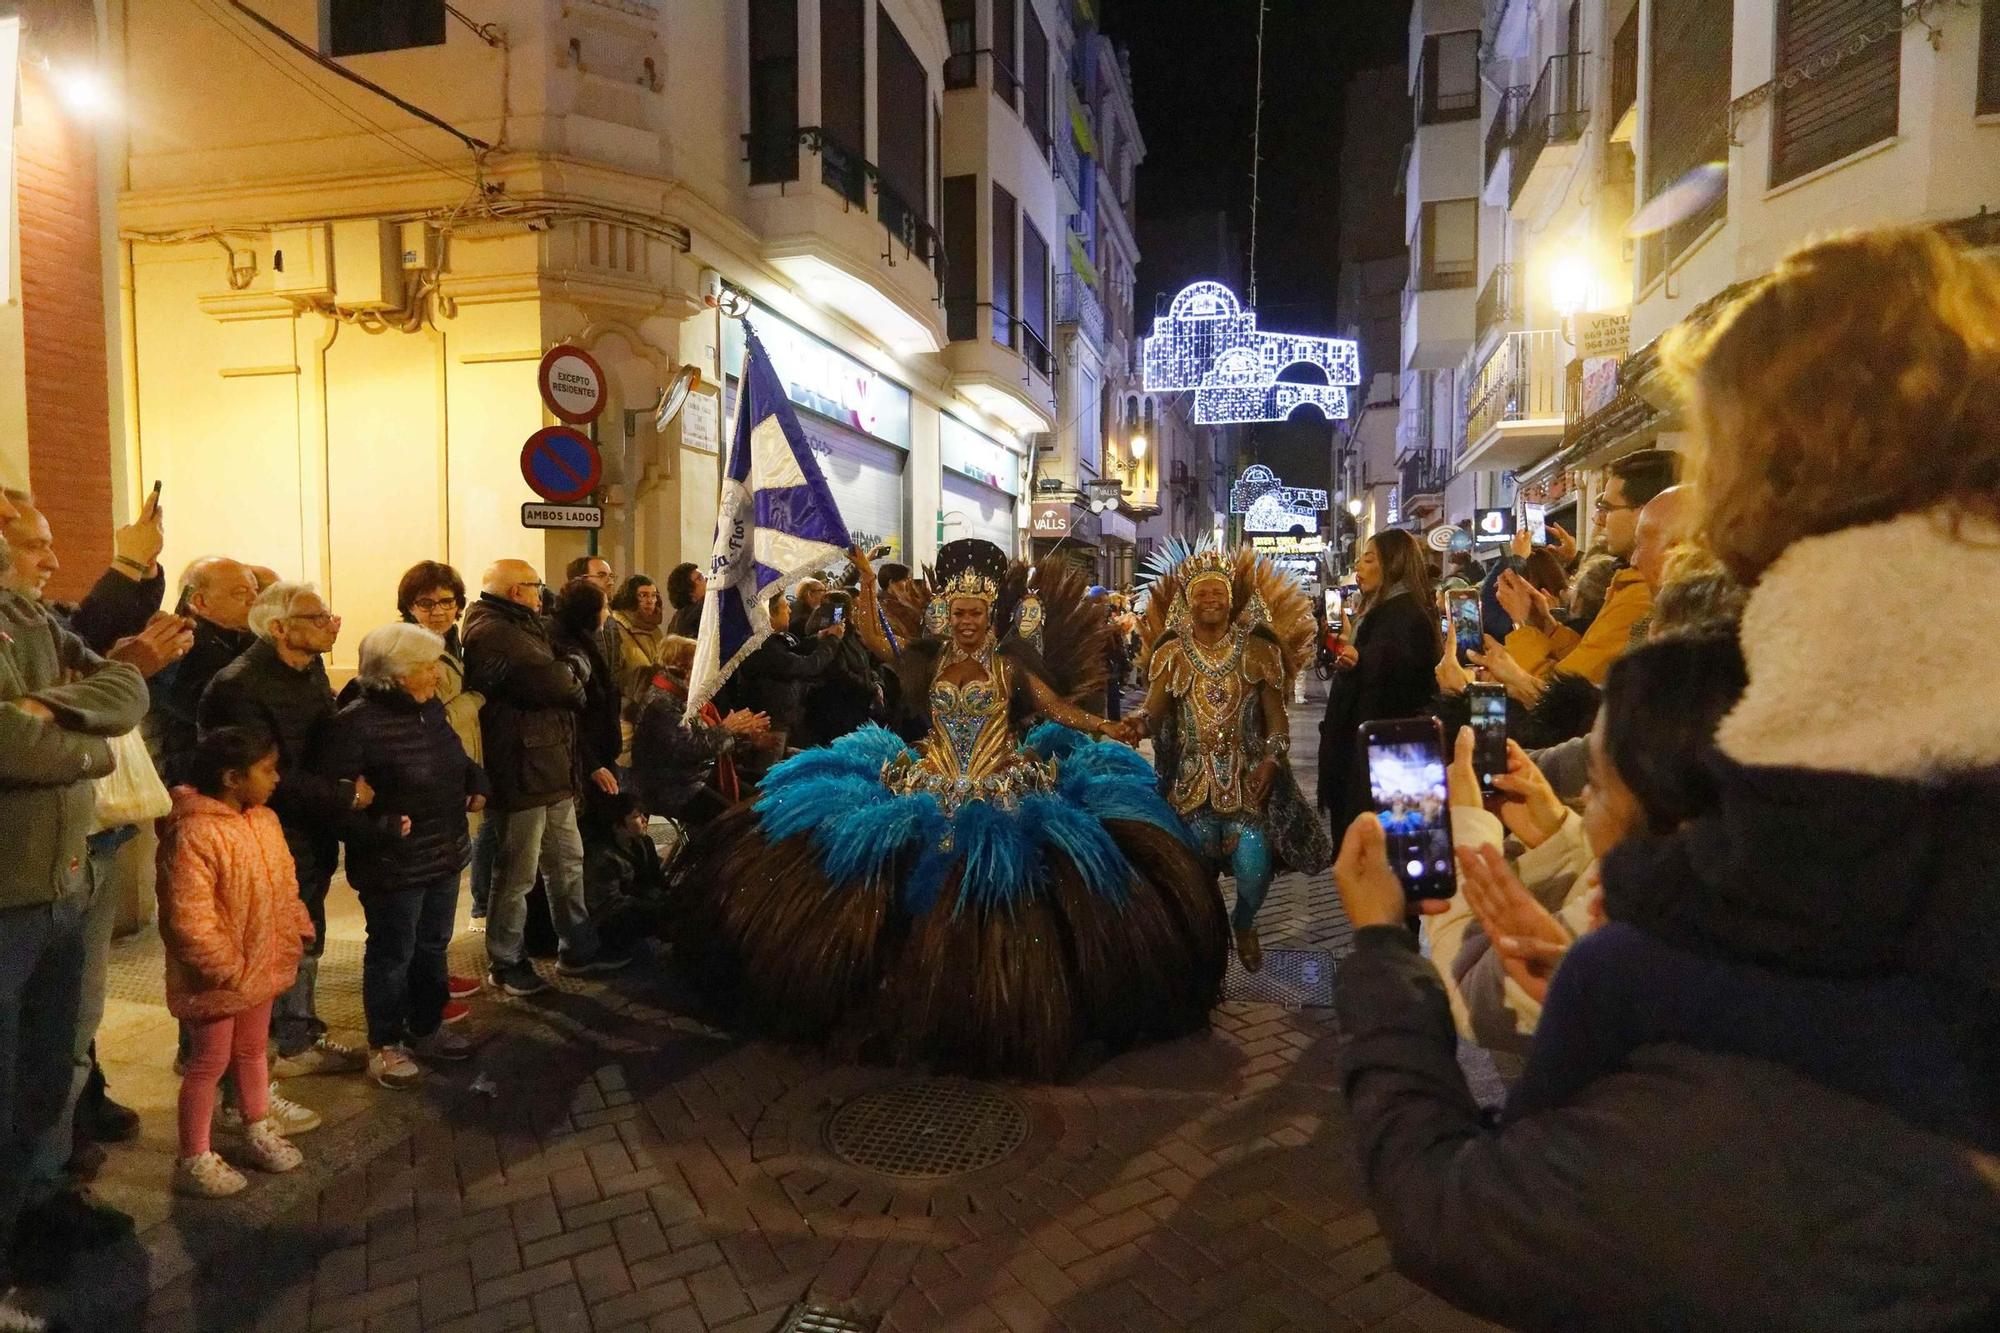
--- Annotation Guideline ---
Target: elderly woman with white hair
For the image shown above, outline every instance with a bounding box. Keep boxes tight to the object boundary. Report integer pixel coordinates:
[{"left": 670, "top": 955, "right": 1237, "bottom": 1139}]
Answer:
[{"left": 317, "top": 623, "right": 491, "bottom": 1089}]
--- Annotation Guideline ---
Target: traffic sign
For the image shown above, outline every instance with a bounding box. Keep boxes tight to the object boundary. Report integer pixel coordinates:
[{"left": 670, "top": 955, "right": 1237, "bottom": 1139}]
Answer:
[
  {"left": 520, "top": 426, "right": 602, "bottom": 504},
  {"left": 537, "top": 344, "right": 607, "bottom": 424},
  {"left": 521, "top": 503, "right": 604, "bottom": 530}
]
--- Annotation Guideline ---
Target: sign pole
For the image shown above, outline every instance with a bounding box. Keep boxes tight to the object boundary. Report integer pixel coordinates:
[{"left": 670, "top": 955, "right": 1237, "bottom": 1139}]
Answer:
[{"left": 586, "top": 417, "right": 600, "bottom": 557}]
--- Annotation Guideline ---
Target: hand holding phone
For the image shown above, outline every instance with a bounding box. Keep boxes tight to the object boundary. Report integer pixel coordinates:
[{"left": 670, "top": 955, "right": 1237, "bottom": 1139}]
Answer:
[
  {"left": 1468, "top": 682, "right": 1508, "bottom": 797},
  {"left": 1360, "top": 716, "right": 1457, "bottom": 903},
  {"left": 1447, "top": 587, "right": 1483, "bottom": 666}
]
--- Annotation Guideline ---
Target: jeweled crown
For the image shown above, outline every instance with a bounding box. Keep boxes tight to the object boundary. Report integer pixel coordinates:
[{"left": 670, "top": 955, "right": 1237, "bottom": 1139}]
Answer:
[
  {"left": 1181, "top": 548, "right": 1232, "bottom": 590},
  {"left": 936, "top": 568, "right": 1000, "bottom": 603}
]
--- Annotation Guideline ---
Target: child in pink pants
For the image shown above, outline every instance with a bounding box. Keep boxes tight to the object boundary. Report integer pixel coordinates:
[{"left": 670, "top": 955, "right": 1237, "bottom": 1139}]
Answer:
[{"left": 158, "top": 725, "right": 314, "bottom": 1197}]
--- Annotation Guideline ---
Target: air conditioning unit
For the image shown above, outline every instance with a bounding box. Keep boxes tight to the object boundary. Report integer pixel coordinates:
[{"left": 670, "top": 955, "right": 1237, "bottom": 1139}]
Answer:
[{"left": 331, "top": 219, "right": 404, "bottom": 311}]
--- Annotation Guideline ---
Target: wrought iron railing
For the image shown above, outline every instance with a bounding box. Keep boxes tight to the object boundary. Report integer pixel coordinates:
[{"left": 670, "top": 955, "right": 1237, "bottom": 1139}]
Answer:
[
  {"left": 1510, "top": 53, "right": 1589, "bottom": 205},
  {"left": 1465, "top": 330, "right": 1565, "bottom": 448},
  {"left": 1475, "top": 262, "right": 1520, "bottom": 340},
  {"left": 740, "top": 126, "right": 946, "bottom": 288},
  {"left": 979, "top": 303, "right": 1054, "bottom": 376},
  {"left": 1056, "top": 270, "right": 1103, "bottom": 344},
  {"left": 1485, "top": 86, "right": 1525, "bottom": 184},
  {"left": 1397, "top": 448, "right": 1452, "bottom": 500}
]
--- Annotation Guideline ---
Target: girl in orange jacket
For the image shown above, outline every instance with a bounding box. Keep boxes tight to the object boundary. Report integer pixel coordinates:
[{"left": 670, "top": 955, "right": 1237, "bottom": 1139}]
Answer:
[{"left": 157, "top": 724, "right": 314, "bottom": 1197}]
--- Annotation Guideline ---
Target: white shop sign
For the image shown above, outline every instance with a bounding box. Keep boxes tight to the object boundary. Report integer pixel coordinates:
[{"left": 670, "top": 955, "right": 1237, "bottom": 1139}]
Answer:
[{"left": 724, "top": 310, "right": 912, "bottom": 448}]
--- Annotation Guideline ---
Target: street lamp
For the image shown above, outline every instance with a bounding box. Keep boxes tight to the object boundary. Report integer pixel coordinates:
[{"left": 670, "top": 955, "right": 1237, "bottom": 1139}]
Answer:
[
  {"left": 1346, "top": 497, "right": 1364, "bottom": 518},
  {"left": 1129, "top": 433, "right": 1148, "bottom": 463},
  {"left": 1549, "top": 254, "right": 1592, "bottom": 331}
]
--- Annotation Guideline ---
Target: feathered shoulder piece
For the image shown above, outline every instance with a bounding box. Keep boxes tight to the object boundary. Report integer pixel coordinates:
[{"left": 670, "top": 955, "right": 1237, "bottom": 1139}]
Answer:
[
  {"left": 1138, "top": 536, "right": 1317, "bottom": 688},
  {"left": 1018, "top": 558, "right": 1109, "bottom": 706}
]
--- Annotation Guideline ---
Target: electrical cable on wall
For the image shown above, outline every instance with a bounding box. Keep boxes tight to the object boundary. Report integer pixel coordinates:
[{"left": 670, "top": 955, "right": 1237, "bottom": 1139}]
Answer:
[{"left": 1246, "top": 0, "right": 1267, "bottom": 310}]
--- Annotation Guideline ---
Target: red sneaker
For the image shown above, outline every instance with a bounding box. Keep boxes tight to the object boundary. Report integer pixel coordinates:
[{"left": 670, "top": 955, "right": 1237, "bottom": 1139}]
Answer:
[
  {"left": 447, "top": 974, "right": 481, "bottom": 1000},
  {"left": 441, "top": 1000, "right": 472, "bottom": 1026}
]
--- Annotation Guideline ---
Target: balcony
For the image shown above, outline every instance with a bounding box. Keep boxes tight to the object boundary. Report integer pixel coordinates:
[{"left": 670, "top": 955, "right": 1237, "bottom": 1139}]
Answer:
[
  {"left": 1056, "top": 270, "right": 1104, "bottom": 346},
  {"left": 1460, "top": 329, "right": 1567, "bottom": 471},
  {"left": 1474, "top": 262, "right": 1521, "bottom": 343},
  {"left": 1398, "top": 448, "right": 1452, "bottom": 500},
  {"left": 1054, "top": 120, "right": 1084, "bottom": 201},
  {"left": 942, "top": 305, "right": 1057, "bottom": 435},
  {"left": 742, "top": 126, "right": 948, "bottom": 352},
  {"left": 1483, "top": 86, "right": 1524, "bottom": 205},
  {"left": 1510, "top": 53, "right": 1590, "bottom": 215},
  {"left": 1402, "top": 250, "right": 1476, "bottom": 371}
]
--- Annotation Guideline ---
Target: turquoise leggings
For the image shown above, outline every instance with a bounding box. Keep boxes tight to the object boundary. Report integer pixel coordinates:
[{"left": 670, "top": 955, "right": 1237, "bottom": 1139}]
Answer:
[{"left": 1187, "top": 812, "right": 1273, "bottom": 930}]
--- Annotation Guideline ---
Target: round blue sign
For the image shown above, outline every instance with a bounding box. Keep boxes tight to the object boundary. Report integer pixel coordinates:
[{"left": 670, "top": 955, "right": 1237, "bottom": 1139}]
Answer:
[{"left": 520, "top": 427, "right": 602, "bottom": 504}]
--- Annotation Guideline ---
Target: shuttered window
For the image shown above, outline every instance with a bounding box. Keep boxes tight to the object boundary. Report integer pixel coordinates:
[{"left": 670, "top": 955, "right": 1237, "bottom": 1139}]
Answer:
[
  {"left": 1640, "top": 0, "right": 1729, "bottom": 285},
  {"left": 1981, "top": 0, "right": 2000, "bottom": 115},
  {"left": 1771, "top": 0, "right": 1900, "bottom": 186}
]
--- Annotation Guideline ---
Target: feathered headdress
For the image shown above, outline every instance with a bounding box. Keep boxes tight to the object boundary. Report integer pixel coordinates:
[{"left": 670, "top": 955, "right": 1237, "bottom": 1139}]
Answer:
[{"left": 1138, "top": 536, "right": 1318, "bottom": 688}]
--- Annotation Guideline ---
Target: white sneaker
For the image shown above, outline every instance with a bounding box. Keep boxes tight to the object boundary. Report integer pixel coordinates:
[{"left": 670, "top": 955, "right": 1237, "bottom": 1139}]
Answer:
[
  {"left": 243, "top": 1118, "right": 303, "bottom": 1173},
  {"left": 412, "top": 1026, "right": 475, "bottom": 1063},
  {"left": 270, "top": 1037, "right": 366, "bottom": 1078},
  {"left": 367, "top": 1045, "right": 423, "bottom": 1089},
  {"left": 175, "top": 1151, "right": 248, "bottom": 1198},
  {"left": 0, "top": 1288, "right": 48, "bottom": 1333},
  {"left": 217, "top": 1084, "right": 321, "bottom": 1136}
]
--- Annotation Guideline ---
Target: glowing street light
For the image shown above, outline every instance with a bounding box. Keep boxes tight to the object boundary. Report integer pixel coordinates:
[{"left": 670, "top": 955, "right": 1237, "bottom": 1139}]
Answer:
[
  {"left": 1346, "top": 497, "right": 1364, "bottom": 518},
  {"left": 52, "top": 65, "right": 114, "bottom": 118},
  {"left": 1548, "top": 254, "right": 1592, "bottom": 320},
  {"left": 1128, "top": 433, "right": 1148, "bottom": 462}
]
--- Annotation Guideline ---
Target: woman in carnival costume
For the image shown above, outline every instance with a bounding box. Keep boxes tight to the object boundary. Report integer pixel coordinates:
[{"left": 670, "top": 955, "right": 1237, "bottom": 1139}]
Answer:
[{"left": 673, "top": 540, "right": 1225, "bottom": 1080}]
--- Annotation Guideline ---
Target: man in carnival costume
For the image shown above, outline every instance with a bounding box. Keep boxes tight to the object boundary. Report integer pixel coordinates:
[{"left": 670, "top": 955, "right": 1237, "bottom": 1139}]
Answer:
[{"left": 1124, "top": 541, "right": 1332, "bottom": 971}]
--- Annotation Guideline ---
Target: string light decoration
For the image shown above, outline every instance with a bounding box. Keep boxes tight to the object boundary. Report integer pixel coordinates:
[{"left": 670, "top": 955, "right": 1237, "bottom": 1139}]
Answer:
[
  {"left": 1229, "top": 464, "right": 1328, "bottom": 533},
  {"left": 1141, "top": 282, "right": 1360, "bottom": 424}
]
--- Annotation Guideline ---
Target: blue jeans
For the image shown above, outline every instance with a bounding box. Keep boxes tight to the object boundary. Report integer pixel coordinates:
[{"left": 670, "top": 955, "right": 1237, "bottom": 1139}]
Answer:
[
  {"left": 486, "top": 800, "right": 599, "bottom": 968},
  {"left": 359, "top": 880, "right": 458, "bottom": 1049},
  {"left": 0, "top": 866, "right": 90, "bottom": 1277},
  {"left": 271, "top": 836, "right": 334, "bottom": 1057},
  {"left": 1188, "top": 811, "right": 1274, "bottom": 931}
]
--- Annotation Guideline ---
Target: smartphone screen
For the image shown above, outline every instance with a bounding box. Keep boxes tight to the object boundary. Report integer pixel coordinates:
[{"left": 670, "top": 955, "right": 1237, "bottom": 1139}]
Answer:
[
  {"left": 1363, "top": 719, "right": 1457, "bottom": 901},
  {"left": 1447, "top": 588, "right": 1482, "bottom": 665},
  {"left": 832, "top": 604, "right": 845, "bottom": 624},
  {"left": 1469, "top": 683, "right": 1507, "bottom": 797},
  {"left": 1525, "top": 503, "right": 1548, "bottom": 547}
]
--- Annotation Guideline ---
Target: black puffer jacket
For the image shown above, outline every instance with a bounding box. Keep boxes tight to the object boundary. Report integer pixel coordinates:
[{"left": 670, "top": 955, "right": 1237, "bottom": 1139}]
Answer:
[
  {"left": 154, "top": 616, "right": 254, "bottom": 784},
  {"left": 198, "top": 639, "right": 355, "bottom": 860},
  {"left": 552, "top": 619, "right": 621, "bottom": 784},
  {"left": 1319, "top": 590, "right": 1444, "bottom": 826},
  {"left": 462, "top": 593, "right": 584, "bottom": 812},
  {"left": 728, "top": 631, "right": 839, "bottom": 740},
  {"left": 316, "top": 686, "right": 489, "bottom": 895}
]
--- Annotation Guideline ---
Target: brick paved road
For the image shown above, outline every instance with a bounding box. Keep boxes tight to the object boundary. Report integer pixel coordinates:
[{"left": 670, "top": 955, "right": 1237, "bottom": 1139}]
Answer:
[{"left": 99, "top": 688, "right": 1506, "bottom": 1333}]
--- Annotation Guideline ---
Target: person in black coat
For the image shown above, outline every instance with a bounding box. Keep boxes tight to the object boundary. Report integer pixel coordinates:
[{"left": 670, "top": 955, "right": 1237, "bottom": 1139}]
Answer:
[
  {"left": 727, "top": 591, "right": 843, "bottom": 749},
  {"left": 796, "top": 591, "right": 881, "bottom": 748},
  {"left": 550, "top": 579, "right": 623, "bottom": 800},
  {"left": 1319, "top": 530, "right": 1444, "bottom": 832},
  {"left": 319, "top": 624, "right": 490, "bottom": 1082}
]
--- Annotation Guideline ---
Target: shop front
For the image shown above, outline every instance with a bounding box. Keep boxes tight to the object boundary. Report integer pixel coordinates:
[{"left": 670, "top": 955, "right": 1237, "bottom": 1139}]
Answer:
[
  {"left": 1029, "top": 498, "right": 1099, "bottom": 571},
  {"left": 940, "top": 414, "right": 1023, "bottom": 555},
  {"left": 724, "top": 308, "right": 912, "bottom": 558}
]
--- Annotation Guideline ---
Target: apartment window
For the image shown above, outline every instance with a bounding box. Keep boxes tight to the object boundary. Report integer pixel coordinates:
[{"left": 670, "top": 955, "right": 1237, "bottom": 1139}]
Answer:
[
  {"left": 993, "top": 0, "right": 1019, "bottom": 109},
  {"left": 1978, "top": 0, "right": 2000, "bottom": 113},
  {"left": 747, "top": 0, "right": 800, "bottom": 184},
  {"left": 1418, "top": 31, "right": 1479, "bottom": 124},
  {"left": 1416, "top": 199, "right": 1477, "bottom": 290},
  {"left": 992, "top": 184, "right": 1017, "bottom": 348},
  {"left": 1610, "top": 6, "right": 1638, "bottom": 129},
  {"left": 1771, "top": 0, "right": 1900, "bottom": 186},
  {"left": 1022, "top": 221, "right": 1051, "bottom": 373},
  {"left": 821, "top": 0, "right": 867, "bottom": 204},
  {"left": 1024, "top": 5, "right": 1051, "bottom": 154},
  {"left": 1641, "top": 0, "right": 1729, "bottom": 283},
  {"left": 943, "top": 176, "right": 978, "bottom": 341},
  {"left": 324, "top": 0, "right": 444, "bottom": 56},
  {"left": 943, "top": 0, "right": 977, "bottom": 90},
  {"left": 878, "top": 7, "right": 929, "bottom": 244}
]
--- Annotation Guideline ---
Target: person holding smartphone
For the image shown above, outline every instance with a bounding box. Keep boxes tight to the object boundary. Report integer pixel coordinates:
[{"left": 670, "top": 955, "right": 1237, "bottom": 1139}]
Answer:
[{"left": 1318, "top": 530, "right": 1445, "bottom": 832}]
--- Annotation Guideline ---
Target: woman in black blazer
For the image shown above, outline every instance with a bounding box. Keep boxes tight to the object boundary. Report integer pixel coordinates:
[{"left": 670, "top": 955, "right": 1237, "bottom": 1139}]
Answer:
[{"left": 1319, "top": 529, "right": 1444, "bottom": 832}]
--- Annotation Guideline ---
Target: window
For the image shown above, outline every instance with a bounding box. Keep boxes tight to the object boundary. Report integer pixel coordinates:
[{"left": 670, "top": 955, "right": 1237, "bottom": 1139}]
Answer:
[
  {"left": 943, "top": 0, "right": 977, "bottom": 90},
  {"left": 1022, "top": 221, "right": 1051, "bottom": 373},
  {"left": 1417, "top": 200, "right": 1477, "bottom": 290},
  {"left": 1024, "top": 5, "right": 1051, "bottom": 154},
  {"left": 820, "top": 0, "right": 867, "bottom": 204},
  {"left": 1610, "top": 6, "right": 1639, "bottom": 129},
  {"left": 324, "top": 0, "right": 444, "bottom": 56},
  {"left": 992, "top": 184, "right": 1017, "bottom": 348},
  {"left": 1418, "top": 31, "right": 1479, "bottom": 124},
  {"left": 878, "top": 7, "right": 929, "bottom": 247},
  {"left": 747, "top": 0, "right": 800, "bottom": 184},
  {"left": 1641, "top": 0, "right": 1729, "bottom": 283},
  {"left": 943, "top": 176, "right": 978, "bottom": 341},
  {"left": 1984, "top": 0, "right": 2000, "bottom": 114},
  {"left": 992, "top": 0, "right": 1019, "bottom": 109},
  {"left": 1771, "top": 0, "right": 1900, "bottom": 186}
]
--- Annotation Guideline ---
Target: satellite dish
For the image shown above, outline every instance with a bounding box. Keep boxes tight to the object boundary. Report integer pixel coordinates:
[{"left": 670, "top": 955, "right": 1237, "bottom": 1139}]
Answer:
[{"left": 653, "top": 364, "right": 703, "bottom": 432}]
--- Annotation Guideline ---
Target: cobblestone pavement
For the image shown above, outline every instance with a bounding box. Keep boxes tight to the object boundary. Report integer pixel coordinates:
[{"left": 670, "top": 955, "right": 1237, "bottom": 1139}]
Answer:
[{"left": 65, "top": 687, "right": 1504, "bottom": 1333}]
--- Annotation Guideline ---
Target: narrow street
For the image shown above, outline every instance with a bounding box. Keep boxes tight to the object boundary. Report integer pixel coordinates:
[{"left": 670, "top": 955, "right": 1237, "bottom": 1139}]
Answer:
[{"left": 68, "top": 686, "right": 1499, "bottom": 1333}]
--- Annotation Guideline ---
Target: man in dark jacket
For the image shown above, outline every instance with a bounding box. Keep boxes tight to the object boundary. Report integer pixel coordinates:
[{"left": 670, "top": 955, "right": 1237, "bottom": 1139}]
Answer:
[
  {"left": 0, "top": 502, "right": 150, "bottom": 1318},
  {"left": 153, "top": 555, "right": 259, "bottom": 783},
  {"left": 200, "top": 581, "right": 371, "bottom": 1076},
  {"left": 1329, "top": 815, "right": 2000, "bottom": 1331},
  {"left": 728, "top": 592, "right": 841, "bottom": 747},
  {"left": 462, "top": 560, "right": 630, "bottom": 997}
]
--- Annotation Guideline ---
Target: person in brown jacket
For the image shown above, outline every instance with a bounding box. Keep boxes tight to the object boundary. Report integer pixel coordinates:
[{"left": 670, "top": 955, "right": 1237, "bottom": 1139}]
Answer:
[{"left": 157, "top": 725, "right": 313, "bottom": 1199}]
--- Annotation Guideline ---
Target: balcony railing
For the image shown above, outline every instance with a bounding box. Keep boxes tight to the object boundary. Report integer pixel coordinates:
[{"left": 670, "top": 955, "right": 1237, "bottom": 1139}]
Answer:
[
  {"left": 1416, "top": 253, "right": 1476, "bottom": 293},
  {"left": 980, "top": 303, "right": 1054, "bottom": 377},
  {"left": 1465, "top": 330, "right": 1565, "bottom": 449},
  {"left": 1510, "top": 53, "right": 1589, "bottom": 206},
  {"left": 1397, "top": 448, "right": 1452, "bottom": 500},
  {"left": 1054, "top": 121, "right": 1083, "bottom": 198},
  {"left": 1475, "top": 262, "right": 1520, "bottom": 340},
  {"left": 740, "top": 126, "right": 947, "bottom": 288},
  {"left": 1484, "top": 86, "right": 1525, "bottom": 183},
  {"left": 1056, "top": 270, "right": 1103, "bottom": 345}
]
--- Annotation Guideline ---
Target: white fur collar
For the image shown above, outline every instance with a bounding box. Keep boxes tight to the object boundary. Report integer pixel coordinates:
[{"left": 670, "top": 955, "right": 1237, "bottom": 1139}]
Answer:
[{"left": 1716, "top": 508, "right": 2000, "bottom": 779}]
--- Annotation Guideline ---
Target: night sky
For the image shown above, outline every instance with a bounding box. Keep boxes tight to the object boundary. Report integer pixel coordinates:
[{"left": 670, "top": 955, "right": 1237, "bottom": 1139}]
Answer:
[{"left": 1101, "top": 0, "right": 1412, "bottom": 490}]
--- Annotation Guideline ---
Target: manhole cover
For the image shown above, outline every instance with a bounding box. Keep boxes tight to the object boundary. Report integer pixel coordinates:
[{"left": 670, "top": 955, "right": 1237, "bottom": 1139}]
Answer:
[
  {"left": 1223, "top": 946, "right": 1337, "bottom": 1008},
  {"left": 825, "top": 1080, "right": 1028, "bottom": 1179},
  {"left": 778, "top": 1304, "right": 877, "bottom": 1333}
]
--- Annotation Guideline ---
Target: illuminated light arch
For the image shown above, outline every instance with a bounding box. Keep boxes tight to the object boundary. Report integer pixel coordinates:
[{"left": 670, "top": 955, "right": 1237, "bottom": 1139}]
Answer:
[{"left": 1141, "top": 280, "right": 1360, "bottom": 424}]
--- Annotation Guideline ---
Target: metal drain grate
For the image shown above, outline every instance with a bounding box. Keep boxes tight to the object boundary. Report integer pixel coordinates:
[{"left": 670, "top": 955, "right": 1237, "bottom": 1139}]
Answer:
[
  {"left": 825, "top": 1080, "right": 1028, "bottom": 1179},
  {"left": 1222, "top": 946, "right": 1337, "bottom": 1008},
  {"left": 778, "top": 1304, "right": 878, "bottom": 1333}
]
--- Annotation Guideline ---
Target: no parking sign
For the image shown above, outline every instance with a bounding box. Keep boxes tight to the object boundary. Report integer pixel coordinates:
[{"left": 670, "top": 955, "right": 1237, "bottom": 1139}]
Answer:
[{"left": 519, "top": 426, "right": 602, "bottom": 504}]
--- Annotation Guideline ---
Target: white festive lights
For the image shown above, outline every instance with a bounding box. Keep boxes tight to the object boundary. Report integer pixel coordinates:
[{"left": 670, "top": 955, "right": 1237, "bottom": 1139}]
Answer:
[{"left": 1141, "top": 281, "right": 1360, "bottom": 424}]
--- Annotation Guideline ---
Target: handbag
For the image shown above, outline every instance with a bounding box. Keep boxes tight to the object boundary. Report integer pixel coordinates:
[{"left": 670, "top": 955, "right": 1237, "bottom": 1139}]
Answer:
[{"left": 93, "top": 726, "right": 172, "bottom": 831}]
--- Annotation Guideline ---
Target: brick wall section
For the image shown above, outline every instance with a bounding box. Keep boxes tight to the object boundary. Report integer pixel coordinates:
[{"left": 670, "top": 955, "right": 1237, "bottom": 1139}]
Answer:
[{"left": 19, "top": 46, "right": 115, "bottom": 604}]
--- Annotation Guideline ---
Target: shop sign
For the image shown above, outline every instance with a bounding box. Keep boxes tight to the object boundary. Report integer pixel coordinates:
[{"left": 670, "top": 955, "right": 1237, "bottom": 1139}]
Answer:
[
  {"left": 1580, "top": 357, "right": 1620, "bottom": 417},
  {"left": 941, "top": 415, "right": 1019, "bottom": 494},
  {"left": 724, "top": 310, "right": 912, "bottom": 448},
  {"left": 1251, "top": 534, "right": 1326, "bottom": 555},
  {"left": 1577, "top": 310, "right": 1630, "bottom": 361},
  {"left": 1030, "top": 501, "right": 1072, "bottom": 537}
]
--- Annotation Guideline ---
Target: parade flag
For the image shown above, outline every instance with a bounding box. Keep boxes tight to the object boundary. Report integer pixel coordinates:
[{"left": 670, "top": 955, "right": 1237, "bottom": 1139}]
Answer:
[{"left": 685, "top": 322, "right": 850, "bottom": 720}]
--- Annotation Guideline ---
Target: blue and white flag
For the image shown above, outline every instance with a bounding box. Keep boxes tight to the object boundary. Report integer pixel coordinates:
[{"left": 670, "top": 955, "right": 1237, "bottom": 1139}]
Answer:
[{"left": 685, "top": 322, "right": 850, "bottom": 720}]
